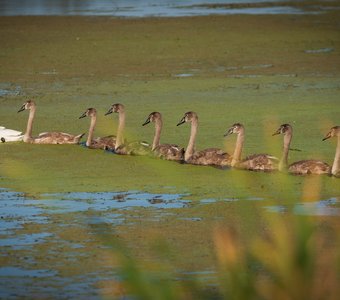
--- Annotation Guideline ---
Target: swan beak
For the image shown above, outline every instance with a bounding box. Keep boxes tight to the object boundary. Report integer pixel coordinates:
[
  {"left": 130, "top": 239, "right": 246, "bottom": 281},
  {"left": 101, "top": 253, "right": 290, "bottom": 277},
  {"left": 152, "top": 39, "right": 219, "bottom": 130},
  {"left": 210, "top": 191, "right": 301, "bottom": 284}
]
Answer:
[
  {"left": 79, "top": 111, "right": 87, "bottom": 119},
  {"left": 142, "top": 117, "right": 150, "bottom": 126},
  {"left": 272, "top": 128, "right": 281, "bottom": 136},
  {"left": 223, "top": 128, "right": 233, "bottom": 137},
  {"left": 176, "top": 117, "right": 186, "bottom": 126},
  {"left": 17, "top": 104, "right": 26, "bottom": 113},
  {"left": 105, "top": 107, "right": 113, "bottom": 116},
  {"left": 322, "top": 131, "right": 331, "bottom": 141}
]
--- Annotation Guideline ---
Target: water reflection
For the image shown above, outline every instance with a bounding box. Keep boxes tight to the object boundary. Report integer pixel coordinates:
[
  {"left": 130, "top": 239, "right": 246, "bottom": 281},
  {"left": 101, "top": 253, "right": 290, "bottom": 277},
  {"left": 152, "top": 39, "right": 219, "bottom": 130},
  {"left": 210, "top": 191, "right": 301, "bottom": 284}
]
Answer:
[
  {"left": 265, "top": 197, "right": 340, "bottom": 216},
  {"left": 0, "top": 0, "right": 306, "bottom": 17}
]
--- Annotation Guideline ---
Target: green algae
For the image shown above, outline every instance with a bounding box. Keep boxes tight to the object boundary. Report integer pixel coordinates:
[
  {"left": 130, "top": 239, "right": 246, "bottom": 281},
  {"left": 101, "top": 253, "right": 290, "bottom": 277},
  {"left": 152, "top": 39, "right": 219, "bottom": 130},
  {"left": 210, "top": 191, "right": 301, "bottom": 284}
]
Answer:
[{"left": 0, "top": 76, "right": 339, "bottom": 198}]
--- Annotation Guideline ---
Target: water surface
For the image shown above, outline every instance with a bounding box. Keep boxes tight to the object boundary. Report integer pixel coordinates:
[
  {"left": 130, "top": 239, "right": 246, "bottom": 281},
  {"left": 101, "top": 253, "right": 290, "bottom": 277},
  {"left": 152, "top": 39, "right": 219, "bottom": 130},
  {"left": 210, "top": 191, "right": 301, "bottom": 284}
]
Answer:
[
  {"left": 0, "top": 0, "right": 314, "bottom": 17},
  {"left": 1, "top": 188, "right": 339, "bottom": 298}
]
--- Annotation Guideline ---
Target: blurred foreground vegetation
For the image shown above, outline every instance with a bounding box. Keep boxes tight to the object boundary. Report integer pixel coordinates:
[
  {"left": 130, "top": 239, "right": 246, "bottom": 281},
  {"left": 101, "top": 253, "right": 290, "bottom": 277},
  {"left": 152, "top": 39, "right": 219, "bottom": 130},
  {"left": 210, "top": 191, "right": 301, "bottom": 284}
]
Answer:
[{"left": 95, "top": 173, "right": 340, "bottom": 299}]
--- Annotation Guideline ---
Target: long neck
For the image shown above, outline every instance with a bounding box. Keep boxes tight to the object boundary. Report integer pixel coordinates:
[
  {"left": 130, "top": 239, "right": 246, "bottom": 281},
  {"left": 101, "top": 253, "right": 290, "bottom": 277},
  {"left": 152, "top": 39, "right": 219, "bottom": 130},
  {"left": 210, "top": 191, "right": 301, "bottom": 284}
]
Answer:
[
  {"left": 185, "top": 118, "right": 197, "bottom": 161},
  {"left": 24, "top": 106, "right": 36, "bottom": 142},
  {"left": 115, "top": 110, "right": 125, "bottom": 149},
  {"left": 280, "top": 129, "right": 292, "bottom": 171},
  {"left": 152, "top": 119, "right": 162, "bottom": 151},
  {"left": 231, "top": 128, "right": 244, "bottom": 167},
  {"left": 87, "top": 115, "right": 96, "bottom": 147},
  {"left": 332, "top": 136, "right": 340, "bottom": 176}
]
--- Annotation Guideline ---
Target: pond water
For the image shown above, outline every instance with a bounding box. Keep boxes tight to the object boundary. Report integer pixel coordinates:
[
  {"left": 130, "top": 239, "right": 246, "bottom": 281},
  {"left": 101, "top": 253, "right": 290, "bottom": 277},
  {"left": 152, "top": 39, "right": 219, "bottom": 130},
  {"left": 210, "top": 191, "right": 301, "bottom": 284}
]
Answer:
[
  {"left": 0, "top": 0, "right": 322, "bottom": 17},
  {"left": 1, "top": 188, "right": 339, "bottom": 298}
]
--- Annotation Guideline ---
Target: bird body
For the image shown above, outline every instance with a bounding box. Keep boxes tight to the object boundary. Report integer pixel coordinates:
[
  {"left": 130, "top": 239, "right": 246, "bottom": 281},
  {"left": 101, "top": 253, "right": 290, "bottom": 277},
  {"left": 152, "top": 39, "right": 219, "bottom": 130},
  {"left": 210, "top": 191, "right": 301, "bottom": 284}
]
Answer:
[
  {"left": 322, "top": 126, "right": 340, "bottom": 177},
  {"left": 273, "top": 124, "right": 330, "bottom": 175},
  {"left": 79, "top": 107, "right": 116, "bottom": 150},
  {"left": 143, "top": 112, "right": 184, "bottom": 161},
  {"left": 224, "top": 123, "right": 278, "bottom": 171},
  {"left": 105, "top": 103, "right": 150, "bottom": 155},
  {"left": 18, "top": 100, "right": 84, "bottom": 144},
  {"left": 177, "top": 111, "right": 231, "bottom": 166}
]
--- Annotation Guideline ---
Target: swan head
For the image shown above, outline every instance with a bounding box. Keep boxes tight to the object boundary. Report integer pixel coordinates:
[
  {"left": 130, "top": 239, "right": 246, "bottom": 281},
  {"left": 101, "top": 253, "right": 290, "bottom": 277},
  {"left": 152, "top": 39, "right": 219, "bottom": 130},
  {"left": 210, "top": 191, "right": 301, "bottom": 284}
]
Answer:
[
  {"left": 79, "top": 108, "right": 96, "bottom": 119},
  {"left": 177, "top": 111, "right": 197, "bottom": 126},
  {"left": 142, "top": 112, "right": 161, "bottom": 126},
  {"left": 323, "top": 126, "right": 340, "bottom": 141},
  {"left": 224, "top": 123, "right": 244, "bottom": 137},
  {"left": 105, "top": 103, "right": 124, "bottom": 116},
  {"left": 272, "top": 123, "right": 292, "bottom": 136},
  {"left": 18, "top": 100, "right": 35, "bottom": 113}
]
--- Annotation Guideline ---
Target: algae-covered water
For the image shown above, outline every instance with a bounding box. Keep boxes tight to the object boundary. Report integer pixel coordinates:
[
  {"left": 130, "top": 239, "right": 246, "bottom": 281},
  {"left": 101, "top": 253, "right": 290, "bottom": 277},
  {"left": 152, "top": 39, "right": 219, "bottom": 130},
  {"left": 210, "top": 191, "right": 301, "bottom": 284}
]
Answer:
[{"left": 0, "top": 1, "right": 340, "bottom": 298}]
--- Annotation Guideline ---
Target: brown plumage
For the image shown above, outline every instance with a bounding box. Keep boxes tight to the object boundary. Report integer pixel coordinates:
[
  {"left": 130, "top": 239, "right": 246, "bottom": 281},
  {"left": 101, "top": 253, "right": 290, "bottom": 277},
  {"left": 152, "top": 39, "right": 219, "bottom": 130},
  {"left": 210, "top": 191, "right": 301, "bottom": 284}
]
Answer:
[
  {"left": 142, "top": 112, "right": 184, "bottom": 161},
  {"left": 79, "top": 108, "right": 116, "bottom": 150},
  {"left": 18, "top": 100, "right": 84, "bottom": 144},
  {"left": 105, "top": 103, "right": 150, "bottom": 155},
  {"left": 224, "top": 123, "right": 278, "bottom": 171},
  {"left": 322, "top": 125, "right": 340, "bottom": 177},
  {"left": 273, "top": 123, "right": 331, "bottom": 175},
  {"left": 177, "top": 111, "right": 231, "bottom": 166}
]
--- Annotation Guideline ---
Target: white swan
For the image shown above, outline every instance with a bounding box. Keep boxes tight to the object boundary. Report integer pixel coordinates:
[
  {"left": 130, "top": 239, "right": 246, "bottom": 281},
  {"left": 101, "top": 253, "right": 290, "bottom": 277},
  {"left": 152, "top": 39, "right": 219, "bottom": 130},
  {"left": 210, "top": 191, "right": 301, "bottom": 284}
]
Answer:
[{"left": 0, "top": 126, "right": 23, "bottom": 142}]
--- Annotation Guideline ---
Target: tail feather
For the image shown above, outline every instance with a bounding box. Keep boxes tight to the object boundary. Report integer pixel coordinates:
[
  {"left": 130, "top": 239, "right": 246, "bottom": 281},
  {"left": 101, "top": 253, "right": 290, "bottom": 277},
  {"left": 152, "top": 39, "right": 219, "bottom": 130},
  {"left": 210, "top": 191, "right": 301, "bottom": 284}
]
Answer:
[{"left": 76, "top": 133, "right": 86, "bottom": 141}]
